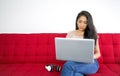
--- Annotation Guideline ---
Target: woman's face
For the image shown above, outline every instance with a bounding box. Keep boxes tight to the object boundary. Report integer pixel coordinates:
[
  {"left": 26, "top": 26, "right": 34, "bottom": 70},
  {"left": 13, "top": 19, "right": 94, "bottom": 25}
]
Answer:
[{"left": 77, "top": 15, "right": 87, "bottom": 32}]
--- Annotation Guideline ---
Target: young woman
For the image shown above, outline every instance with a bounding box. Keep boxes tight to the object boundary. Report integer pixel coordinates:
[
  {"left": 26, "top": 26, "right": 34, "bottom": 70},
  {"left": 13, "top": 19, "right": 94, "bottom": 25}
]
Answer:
[{"left": 61, "top": 11, "right": 101, "bottom": 76}]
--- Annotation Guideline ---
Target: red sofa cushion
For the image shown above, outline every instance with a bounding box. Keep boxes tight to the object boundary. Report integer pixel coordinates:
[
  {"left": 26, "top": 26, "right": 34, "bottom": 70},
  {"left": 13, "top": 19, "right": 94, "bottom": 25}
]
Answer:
[
  {"left": 98, "top": 34, "right": 120, "bottom": 64},
  {"left": 0, "top": 33, "right": 66, "bottom": 64}
]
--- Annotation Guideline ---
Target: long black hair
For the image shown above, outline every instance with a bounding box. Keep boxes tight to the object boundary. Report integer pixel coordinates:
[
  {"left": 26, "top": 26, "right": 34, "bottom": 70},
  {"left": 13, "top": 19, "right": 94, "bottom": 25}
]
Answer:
[{"left": 75, "top": 11, "right": 98, "bottom": 44}]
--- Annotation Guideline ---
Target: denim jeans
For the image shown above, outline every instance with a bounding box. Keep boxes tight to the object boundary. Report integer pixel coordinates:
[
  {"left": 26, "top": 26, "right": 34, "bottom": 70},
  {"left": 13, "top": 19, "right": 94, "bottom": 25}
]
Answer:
[{"left": 61, "top": 59, "right": 99, "bottom": 76}]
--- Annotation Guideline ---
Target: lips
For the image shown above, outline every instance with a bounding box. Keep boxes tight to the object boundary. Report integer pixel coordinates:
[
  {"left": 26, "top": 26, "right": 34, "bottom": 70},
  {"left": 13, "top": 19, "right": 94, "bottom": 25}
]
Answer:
[{"left": 79, "top": 27, "right": 84, "bottom": 29}]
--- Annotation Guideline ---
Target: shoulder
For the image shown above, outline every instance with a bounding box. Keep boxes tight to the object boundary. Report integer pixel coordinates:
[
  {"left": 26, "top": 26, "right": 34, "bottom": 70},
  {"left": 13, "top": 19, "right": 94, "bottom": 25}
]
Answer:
[
  {"left": 66, "top": 30, "right": 76, "bottom": 38},
  {"left": 68, "top": 30, "right": 76, "bottom": 34}
]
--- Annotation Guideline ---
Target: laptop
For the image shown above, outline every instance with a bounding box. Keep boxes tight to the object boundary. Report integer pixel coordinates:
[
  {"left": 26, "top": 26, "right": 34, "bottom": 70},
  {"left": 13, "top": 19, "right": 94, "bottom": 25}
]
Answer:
[{"left": 55, "top": 37, "right": 95, "bottom": 63}]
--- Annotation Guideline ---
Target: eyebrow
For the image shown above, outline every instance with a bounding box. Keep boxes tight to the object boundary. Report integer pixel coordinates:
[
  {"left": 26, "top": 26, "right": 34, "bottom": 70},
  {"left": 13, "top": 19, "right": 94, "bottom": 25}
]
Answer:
[{"left": 79, "top": 20, "right": 87, "bottom": 22}]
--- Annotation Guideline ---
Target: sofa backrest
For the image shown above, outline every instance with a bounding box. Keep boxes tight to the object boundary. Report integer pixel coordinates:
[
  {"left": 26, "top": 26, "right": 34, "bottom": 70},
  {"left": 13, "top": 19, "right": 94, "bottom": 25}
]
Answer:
[
  {"left": 0, "top": 33, "right": 120, "bottom": 64},
  {"left": 98, "top": 34, "right": 120, "bottom": 64},
  {"left": 0, "top": 33, "right": 66, "bottom": 64}
]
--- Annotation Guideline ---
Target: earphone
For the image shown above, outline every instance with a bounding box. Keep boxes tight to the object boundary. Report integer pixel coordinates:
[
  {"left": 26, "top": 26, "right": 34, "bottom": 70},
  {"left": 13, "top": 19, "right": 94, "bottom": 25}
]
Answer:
[{"left": 45, "top": 64, "right": 61, "bottom": 72}]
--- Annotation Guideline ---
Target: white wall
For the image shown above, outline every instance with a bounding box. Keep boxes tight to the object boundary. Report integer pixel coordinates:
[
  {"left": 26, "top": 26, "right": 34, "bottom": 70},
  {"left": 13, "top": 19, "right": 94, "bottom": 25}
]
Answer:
[{"left": 0, "top": 0, "right": 120, "bottom": 33}]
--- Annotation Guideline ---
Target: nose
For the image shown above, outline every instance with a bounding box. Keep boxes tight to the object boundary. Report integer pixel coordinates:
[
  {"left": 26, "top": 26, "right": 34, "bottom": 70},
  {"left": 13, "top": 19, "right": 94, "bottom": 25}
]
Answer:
[{"left": 80, "top": 22, "right": 85, "bottom": 26}]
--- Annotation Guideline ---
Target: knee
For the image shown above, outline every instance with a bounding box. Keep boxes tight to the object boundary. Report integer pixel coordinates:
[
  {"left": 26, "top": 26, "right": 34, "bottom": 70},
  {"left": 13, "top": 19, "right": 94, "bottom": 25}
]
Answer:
[
  {"left": 62, "top": 61, "right": 74, "bottom": 70},
  {"left": 61, "top": 61, "right": 75, "bottom": 76}
]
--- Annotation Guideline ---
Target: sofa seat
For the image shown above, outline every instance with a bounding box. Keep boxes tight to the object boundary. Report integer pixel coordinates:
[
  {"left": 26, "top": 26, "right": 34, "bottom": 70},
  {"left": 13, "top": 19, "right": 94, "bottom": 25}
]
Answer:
[
  {"left": 87, "top": 64, "right": 120, "bottom": 76},
  {"left": 0, "top": 63, "right": 120, "bottom": 76},
  {"left": 0, "top": 33, "right": 120, "bottom": 76},
  {"left": 0, "top": 63, "right": 63, "bottom": 76}
]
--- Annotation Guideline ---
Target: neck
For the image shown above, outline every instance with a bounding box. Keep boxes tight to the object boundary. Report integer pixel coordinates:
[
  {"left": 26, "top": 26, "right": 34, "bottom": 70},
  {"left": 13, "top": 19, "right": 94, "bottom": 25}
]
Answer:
[{"left": 77, "top": 30, "right": 84, "bottom": 33}]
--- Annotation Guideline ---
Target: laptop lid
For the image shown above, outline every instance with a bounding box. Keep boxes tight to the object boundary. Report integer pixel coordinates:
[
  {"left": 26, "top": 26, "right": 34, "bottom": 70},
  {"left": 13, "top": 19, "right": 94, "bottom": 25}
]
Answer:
[{"left": 55, "top": 37, "right": 95, "bottom": 63}]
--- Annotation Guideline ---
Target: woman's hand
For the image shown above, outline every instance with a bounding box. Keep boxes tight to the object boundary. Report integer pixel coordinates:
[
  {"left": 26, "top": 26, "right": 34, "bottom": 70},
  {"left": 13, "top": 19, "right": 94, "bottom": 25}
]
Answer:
[{"left": 94, "top": 39, "right": 101, "bottom": 59}]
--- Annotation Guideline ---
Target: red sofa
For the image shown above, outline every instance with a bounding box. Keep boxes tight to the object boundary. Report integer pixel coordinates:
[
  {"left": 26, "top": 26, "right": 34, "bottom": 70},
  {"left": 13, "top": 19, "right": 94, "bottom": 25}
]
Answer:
[{"left": 0, "top": 33, "right": 120, "bottom": 76}]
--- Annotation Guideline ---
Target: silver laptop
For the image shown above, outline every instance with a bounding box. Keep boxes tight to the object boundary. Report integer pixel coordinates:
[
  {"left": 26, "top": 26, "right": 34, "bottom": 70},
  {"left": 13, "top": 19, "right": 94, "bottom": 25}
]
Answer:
[{"left": 55, "top": 37, "right": 95, "bottom": 63}]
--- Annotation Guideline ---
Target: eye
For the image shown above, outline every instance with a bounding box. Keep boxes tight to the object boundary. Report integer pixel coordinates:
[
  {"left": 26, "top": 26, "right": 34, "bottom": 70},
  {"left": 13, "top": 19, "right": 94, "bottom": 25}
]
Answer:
[
  {"left": 78, "top": 20, "right": 87, "bottom": 24},
  {"left": 84, "top": 21, "right": 87, "bottom": 24},
  {"left": 78, "top": 20, "right": 82, "bottom": 23}
]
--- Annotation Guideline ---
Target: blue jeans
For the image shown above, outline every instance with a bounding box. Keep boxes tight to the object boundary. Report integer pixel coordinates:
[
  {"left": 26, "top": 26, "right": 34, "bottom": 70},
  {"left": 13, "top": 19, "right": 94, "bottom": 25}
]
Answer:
[{"left": 61, "top": 59, "right": 99, "bottom": 76}]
